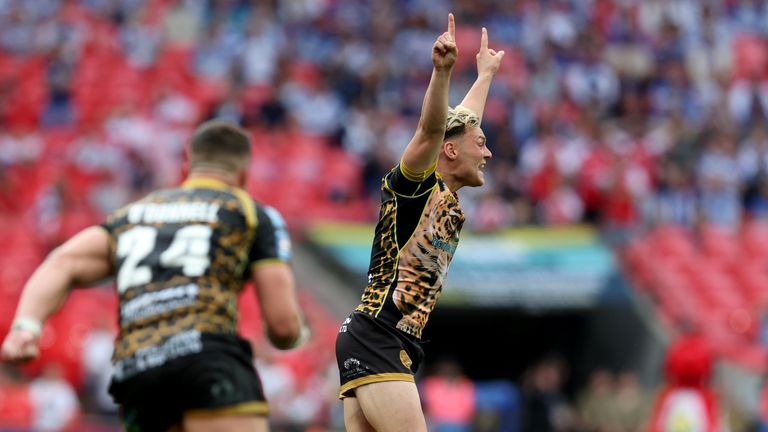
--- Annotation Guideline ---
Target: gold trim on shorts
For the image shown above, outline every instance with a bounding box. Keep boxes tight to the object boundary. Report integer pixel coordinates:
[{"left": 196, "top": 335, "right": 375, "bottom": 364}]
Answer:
[
  {"left": 184, "top": 401, "right": 269, "bottom": 418},
  {"left": 339, "top": 372, "right": 415, "bottom": 399}
]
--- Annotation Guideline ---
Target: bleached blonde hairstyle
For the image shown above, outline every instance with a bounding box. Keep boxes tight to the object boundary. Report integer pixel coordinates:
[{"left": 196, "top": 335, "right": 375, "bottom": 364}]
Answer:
[{"left": 444, "top": 105, "right": 480, "bottom": 141}]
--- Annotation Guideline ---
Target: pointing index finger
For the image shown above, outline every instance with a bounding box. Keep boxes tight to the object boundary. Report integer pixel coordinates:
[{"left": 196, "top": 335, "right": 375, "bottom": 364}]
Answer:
[{"left": 448, "top": 13, "right": 455, "bottom": 40}]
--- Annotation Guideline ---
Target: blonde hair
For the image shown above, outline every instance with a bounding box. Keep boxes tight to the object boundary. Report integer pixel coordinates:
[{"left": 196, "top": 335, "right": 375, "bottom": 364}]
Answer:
[{"left": 444, "top": 105, "right": 480, "bottom": 140}]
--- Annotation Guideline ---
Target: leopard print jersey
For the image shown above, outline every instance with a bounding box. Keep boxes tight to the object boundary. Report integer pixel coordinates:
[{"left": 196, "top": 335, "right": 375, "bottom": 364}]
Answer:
[
  {"left": 102, "top": 178, "right": 287, "bottom": 364},
  {"left": 356, "top": 167, "right": 464, "bottom": 339}
]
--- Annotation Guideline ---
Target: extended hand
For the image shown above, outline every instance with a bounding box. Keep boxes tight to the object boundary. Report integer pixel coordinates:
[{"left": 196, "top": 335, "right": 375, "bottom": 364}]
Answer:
[
  {"left": 432, "top": 13, "right": 458, "bottom": 71},
  {"left": 476, "top": 27, "right": 504, "bottom": 76},
  {"left": 0, "top": 329, "right": 40, "bottom": 363}
]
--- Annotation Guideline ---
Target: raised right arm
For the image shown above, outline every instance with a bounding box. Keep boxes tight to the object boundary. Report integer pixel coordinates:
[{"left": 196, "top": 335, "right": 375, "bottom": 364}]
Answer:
[{"left": 400, "top": 13, "right": 458, "bottom": 178}]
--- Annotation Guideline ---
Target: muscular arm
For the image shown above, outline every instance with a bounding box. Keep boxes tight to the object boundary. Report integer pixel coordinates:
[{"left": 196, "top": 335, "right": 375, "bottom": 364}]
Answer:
[
  {"left": 14, "top": 226, "right": 112, "bottom": 323},
  {"left": 401, "top": 14, "right": 458, "bottom": 175},
  {"left": 2, "top": 226, "right": 112, "bottom": 362},
  {"left": 251, "top": 261, "right": 304, "bottom": 350},
  {"left": 459, "top": 27, "right": 505, "bottom": 122}
]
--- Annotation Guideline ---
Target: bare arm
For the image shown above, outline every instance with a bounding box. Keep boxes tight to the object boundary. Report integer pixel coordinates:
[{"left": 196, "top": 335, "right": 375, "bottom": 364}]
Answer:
[
  {"left": 1, "top": 226, "right": 112, "bottom": 362},
  {"left": 459, "top": 27, "right": 505, "bottom": 122},
  {"left": 401, "top": 13, "right": 458, "bottom": 175},
  {"left": 252, "top": 261, "right": 305, "bottom": 350}
]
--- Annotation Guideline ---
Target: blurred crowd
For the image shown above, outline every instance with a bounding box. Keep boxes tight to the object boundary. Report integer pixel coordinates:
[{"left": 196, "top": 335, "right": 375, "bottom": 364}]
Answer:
[
  {"left": 2, "top": 0, "right": 768, "bottom": 234},
  {"left": 419, "top": 351, "right": 757, "bottom": 432},
  {"left": 2, "top": 0, "right": 768, "bottom": 430}
]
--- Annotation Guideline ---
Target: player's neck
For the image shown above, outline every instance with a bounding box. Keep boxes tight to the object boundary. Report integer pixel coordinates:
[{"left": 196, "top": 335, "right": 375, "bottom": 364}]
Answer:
[
  {"left": 187, "top": 168, "right": 242, "bottom": 187},
  {"left": 436, "top": 163, "right": 463, "bottom": 192}
]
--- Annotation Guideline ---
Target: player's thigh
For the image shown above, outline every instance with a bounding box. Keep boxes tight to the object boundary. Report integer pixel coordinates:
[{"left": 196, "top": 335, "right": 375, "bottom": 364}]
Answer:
[
  {"left": 182, "top": 414, "right": 268, "bottom": 432},
  {"left": 355, "top": 380, "right": 427, "bottom": 432},
  {"left": 343, "top": 397, "right": 376, "bottom": 432}
]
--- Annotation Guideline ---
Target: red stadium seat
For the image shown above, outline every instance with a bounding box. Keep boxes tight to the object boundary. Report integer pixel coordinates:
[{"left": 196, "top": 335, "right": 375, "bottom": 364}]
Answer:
[
  {"left": 0, "top": 384, "right": 33, "bottom": 427},
  {"left": 698, "top": 223, "right": 742, "bottom": 263},
  {"left": 650, "top": 225, "right": 696, "bottom": 258},
  {"left": 743, "top": 220, "right": 768, "bottom": 259}
]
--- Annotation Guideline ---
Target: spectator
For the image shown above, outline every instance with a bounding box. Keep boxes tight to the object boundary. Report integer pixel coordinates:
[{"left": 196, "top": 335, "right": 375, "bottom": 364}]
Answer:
[
  {"left": 576, "top": 368, "right": 619, "bottom": 432},
  {"left": 613, "top": 371, "right": 650, "bottom": 432},
  {"left": 81, "top": 318, "right": 117, "bottom": 416},
  {"left": 253, "top": 345, "right": 297, "bottom": 426},
  {"left": 241, "top": 8, "right": 285, "bottom": 86},
  {"left": 521, "top": 356, "right": 573, "bottom": 432},
  {"left": 40, "top": 42, "right": 76, "bottom": 128},
  {"left": 563, "top": 36, "right": 620, "bottom": 115},
  {"left": 119, "top": 7, "right": 161, "bottom": 70},
  {"left": 28, "top": 364, "right": 80, "bottom": 431},
  {"left": 649, "top": 160, "right": 698, "bottom": 227},
  {"left": 648, "top": 324, "right": 721, "bottom": 432},
  {"left": 697, "top": 130, "right": 742, "bottom": 230},
  {"left": 422, "top": 358, "right": 476, "bottom": 432}
]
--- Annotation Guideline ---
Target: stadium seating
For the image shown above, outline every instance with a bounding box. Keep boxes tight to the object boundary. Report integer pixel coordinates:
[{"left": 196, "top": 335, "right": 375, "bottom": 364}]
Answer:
[{"left": 622, "top": 223, "right": 768, "bottom": 371}]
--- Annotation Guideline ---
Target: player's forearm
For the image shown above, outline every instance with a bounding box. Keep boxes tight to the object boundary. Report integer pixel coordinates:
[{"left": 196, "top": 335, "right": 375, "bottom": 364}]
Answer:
[
  {"left": 13, "top": 251, "right": 75, "bottom": 324},
  {"left": 417, "top": 68, "right": 452, "bottom": 137},
  {"left": 403, "top": 68, "right": 452, "bottom": 172},
  {"left": 459, "top": 73, "right": 494, "bottom": 123}
]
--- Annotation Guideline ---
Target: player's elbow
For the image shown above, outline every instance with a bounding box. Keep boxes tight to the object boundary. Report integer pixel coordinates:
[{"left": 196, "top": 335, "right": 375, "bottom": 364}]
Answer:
[{"left": 43, "top": 247, "right": 76, "bottom": 280}]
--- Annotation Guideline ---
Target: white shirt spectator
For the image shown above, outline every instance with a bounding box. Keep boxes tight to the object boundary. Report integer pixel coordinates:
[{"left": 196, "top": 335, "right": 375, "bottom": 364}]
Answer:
[
  {"left": 564, "top": 60, "right": 620, "bottom": 111},
  {"left": 241, "top": 16, "right": 285, "bottom": 85},
  {"left": 82, "top": 327, "right": 117, "bottom": 413},
  {"left": 29, "top": 366, "right": 80, "bottom": 431}
]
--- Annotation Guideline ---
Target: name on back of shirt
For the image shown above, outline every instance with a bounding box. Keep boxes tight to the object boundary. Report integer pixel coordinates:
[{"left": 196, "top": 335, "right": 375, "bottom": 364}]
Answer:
[{"left": 128, "top": 203, "right": 221, "bottom": 224}]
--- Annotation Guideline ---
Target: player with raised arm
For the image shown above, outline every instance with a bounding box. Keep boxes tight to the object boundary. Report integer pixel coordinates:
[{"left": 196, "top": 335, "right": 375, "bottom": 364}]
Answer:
[
  {"left": 335, "top": 14, "right": 505, "bottom": 432},
  {"left": 1, "top": 120, "right": 308, "bottom": 432}
]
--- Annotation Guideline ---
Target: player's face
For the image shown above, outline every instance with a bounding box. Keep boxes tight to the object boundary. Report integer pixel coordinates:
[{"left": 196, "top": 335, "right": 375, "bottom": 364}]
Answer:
[{"left": 457, "top": 126, "right": 491, "bottom": 188}]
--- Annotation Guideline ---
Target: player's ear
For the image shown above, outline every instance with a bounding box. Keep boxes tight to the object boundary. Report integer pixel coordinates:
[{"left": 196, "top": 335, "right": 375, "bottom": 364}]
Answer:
[{"left": 443, "top": 140, "right": 459, "bottom": 160}]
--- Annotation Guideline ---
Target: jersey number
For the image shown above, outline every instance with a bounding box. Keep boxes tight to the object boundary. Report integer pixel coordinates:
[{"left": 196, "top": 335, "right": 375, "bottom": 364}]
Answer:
[{"left": 116, "top": 225, "right": 213, "bottom": 293}]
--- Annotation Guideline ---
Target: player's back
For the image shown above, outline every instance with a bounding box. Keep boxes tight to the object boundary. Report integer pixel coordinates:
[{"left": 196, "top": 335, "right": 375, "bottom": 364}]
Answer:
[{"left": 102, "top": 178, "right": 259, "bottom": 380}]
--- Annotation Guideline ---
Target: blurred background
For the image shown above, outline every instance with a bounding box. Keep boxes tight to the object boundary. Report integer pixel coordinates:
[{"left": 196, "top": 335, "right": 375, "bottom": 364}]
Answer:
[{"left": 1, "top": 0, "right": 768, "bottom": 430}]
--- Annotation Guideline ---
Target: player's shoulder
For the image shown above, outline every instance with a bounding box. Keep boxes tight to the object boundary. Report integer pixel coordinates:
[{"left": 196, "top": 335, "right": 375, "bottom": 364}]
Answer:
[
  {"left": 254, "top": 201, "right": 288, "bottom": 229},
  {"left": 384, "top": 163, "right": 438, "bottom": 198}
]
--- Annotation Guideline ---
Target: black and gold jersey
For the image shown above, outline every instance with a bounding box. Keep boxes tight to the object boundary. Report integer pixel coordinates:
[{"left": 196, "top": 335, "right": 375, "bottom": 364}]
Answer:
[
  {"left": 355, "top": 164, "right": 464, "bottom": 339},
  {"left": 101, "top": 177, "right": 291, "bottom": 380}
]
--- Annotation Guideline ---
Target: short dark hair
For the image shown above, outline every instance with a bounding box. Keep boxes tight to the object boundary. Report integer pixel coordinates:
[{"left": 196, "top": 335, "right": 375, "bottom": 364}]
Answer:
[
  {"left": 444, "top": 124, "right": 468, "bottom": 141},
  {"left": 190, "top": 120, "right": 252, "bottom": 171}
]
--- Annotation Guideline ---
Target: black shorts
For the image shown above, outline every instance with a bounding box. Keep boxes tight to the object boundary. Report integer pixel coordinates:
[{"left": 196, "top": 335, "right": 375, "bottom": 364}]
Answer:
[
  {"left": 335, "top": 312, "right": 425, "bottom": 399},
  {"left": 109, "top": 333, "right": 267, "bottom": 432}
]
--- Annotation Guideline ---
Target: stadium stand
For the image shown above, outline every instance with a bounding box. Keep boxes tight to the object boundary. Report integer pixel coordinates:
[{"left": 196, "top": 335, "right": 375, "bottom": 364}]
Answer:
[{"left": 2, "top": 0, "right": 768, "bottom": 429}]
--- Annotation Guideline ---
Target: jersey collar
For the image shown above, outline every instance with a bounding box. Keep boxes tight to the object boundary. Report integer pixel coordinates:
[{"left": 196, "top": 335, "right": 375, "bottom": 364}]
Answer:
[{"left": 182, "top": 177, "right": 231, "bottom": 191}]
